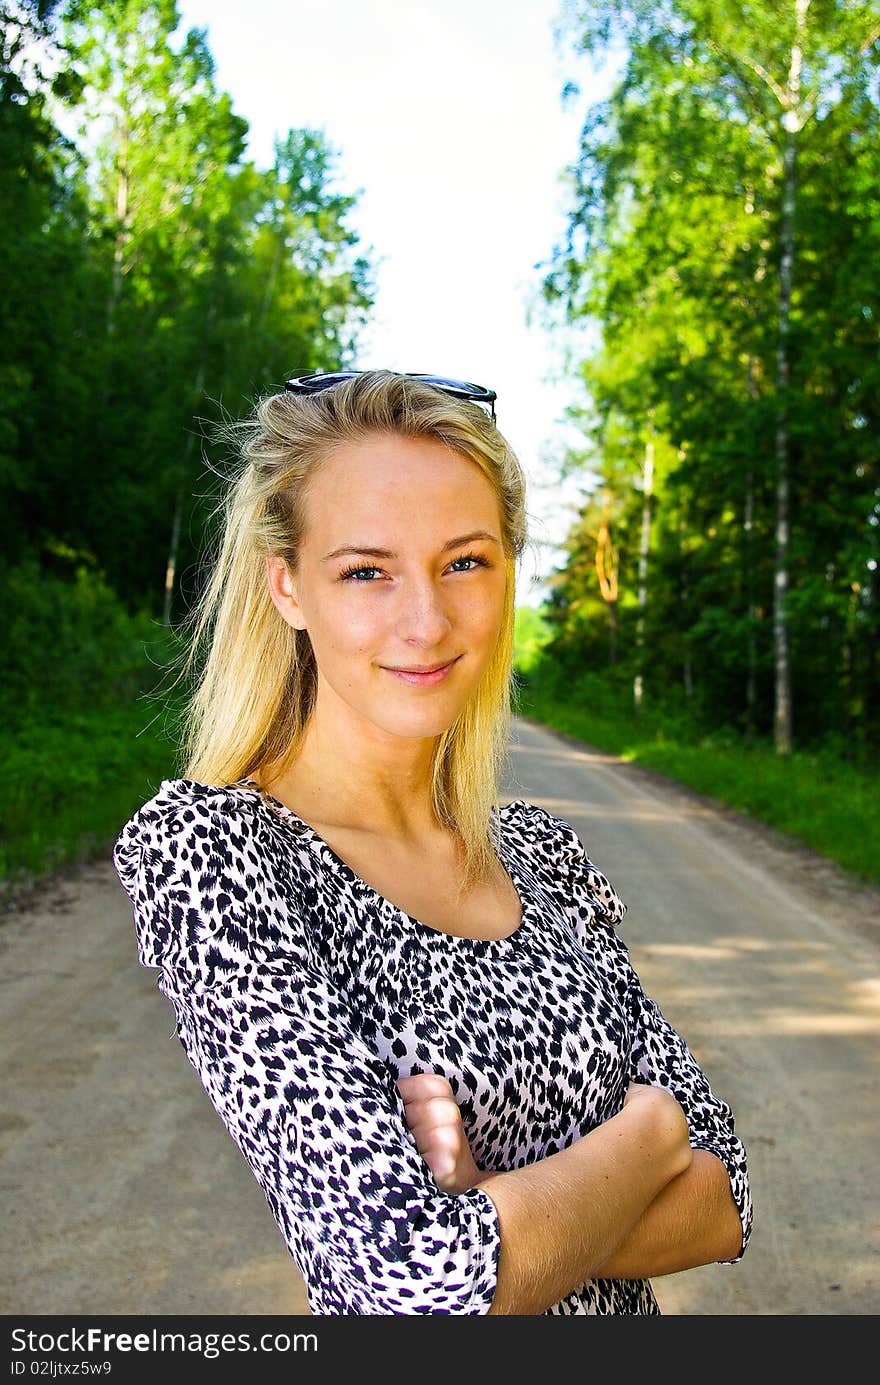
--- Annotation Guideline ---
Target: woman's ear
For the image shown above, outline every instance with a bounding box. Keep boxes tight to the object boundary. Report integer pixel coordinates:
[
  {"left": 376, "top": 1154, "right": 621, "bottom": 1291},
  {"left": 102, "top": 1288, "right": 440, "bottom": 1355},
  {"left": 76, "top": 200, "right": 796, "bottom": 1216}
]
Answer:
[{"left": 266, "top": 554, "right": 308, "bottom": 631}]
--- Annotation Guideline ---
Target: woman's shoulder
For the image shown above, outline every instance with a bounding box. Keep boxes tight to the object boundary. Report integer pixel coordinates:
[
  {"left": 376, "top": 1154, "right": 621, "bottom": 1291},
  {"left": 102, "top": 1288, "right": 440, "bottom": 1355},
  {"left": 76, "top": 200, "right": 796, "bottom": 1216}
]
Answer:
[
  {"left": 114, "top": 776, "right": 274, "bottom": 878},
  {"left": 498, "top": 795, "right": 587, "bottom": 859},
  {"left": 500, "top": 796, "right": 627, "bottom": 928},
  {"left": 116, "top": 774, "right": 269, "bottom": 826},
  {"left": 115, "top": 774, "right": 310, "bottom": 852},
  {"left": 112, "top": 776, "right": 318, "bottom": 981}
]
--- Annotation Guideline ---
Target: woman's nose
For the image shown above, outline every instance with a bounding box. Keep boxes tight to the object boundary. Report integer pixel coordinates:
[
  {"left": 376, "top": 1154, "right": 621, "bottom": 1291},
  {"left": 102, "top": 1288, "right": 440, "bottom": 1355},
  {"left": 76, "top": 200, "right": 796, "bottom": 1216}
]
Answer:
[{"left": 394, "top": 578, "right": 453, "bottom": 644}]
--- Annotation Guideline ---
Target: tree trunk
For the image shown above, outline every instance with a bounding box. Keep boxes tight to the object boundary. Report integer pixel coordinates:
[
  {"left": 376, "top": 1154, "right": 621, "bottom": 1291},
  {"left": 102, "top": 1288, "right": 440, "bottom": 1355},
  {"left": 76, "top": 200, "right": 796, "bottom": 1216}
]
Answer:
[
  {"left": 681, "top": 578, "right": 693, "bottom": 702},
  {"left": 254, "top": 233, "right": 285, "bottom": 338},
  {"left": 633, "top": 432, "right": 654, "bottom": 716},
  {"left": 678, "top": 499, "right": 692, "bottom": 702},
  {"left": 163, "top": 471, "right": 185, "bottom": 628},
  {"left": 773, "top": 2, "right": 808, "bottom": 756},
  {"left": 745, "top": 356, "right": 759, "bottom": 739},
  {"left": 163, "top": 357, "right": 207, "bottom": 626},
  {"left": 865, "top": 611, "right": 878, "bottom": 760},
  {"left": 106, "top": 116, "right": 130, "bottom": 340},
  {"left": 595, "top": 512, "right": 619, "bottom": 669},
  {"left": 744, "top": 465, "right": 757, "bottom": 738},
  {"left": 773, "top": 122, "right": 795, "bottom": 755}
]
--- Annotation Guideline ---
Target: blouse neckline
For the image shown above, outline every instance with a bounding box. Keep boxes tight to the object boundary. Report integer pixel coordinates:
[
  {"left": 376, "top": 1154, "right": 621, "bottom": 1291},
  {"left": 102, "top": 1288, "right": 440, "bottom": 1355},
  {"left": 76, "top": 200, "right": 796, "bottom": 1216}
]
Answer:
[{"left": 222, "top": 777, "right": 537, "bottom": 954}]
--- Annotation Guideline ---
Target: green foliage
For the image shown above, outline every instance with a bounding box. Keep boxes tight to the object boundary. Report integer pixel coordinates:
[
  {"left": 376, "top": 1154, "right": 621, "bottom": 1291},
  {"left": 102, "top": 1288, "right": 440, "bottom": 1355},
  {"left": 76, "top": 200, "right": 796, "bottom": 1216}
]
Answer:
[
  {"left": 541, "top": 0, "right": 880, "bottom": 756},
  {"left": 40, "top": 0, "right": 374, "bottom": 609},
  {"left": 0, "top": 555, "right": 179, "bottom": 723},
  {"left": 513, "top": 605, "right": 554, "bottom": 673},
  {"left": 0, "top": 557, "right": 186, "bottom": 889},
  {"left": 0, "top": 0, "right": 377, "bottom": 885},
  {"left": 1, "top": 0, "right": 375, "bottom": 616},
  {"left": 0, "top": 699, "right": 185, "bottom": 890}
]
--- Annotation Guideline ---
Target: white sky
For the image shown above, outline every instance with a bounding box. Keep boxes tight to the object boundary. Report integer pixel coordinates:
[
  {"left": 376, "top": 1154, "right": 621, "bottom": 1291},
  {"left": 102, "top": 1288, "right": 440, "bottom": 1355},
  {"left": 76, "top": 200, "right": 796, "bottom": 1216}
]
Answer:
[{"left": 175, "top": 0, "right": 619, "bottom": 605}]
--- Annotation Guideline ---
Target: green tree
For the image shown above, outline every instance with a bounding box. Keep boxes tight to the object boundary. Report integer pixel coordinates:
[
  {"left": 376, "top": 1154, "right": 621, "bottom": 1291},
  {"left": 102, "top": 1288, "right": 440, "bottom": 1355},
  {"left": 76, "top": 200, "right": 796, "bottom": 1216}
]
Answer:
[
  {"left": 0, "top": 0, "right": 95, "bottom": 569},
  {"left": 56, "top": 0, "right": 374, "bottom": 618},
  {"left": 544, "top": 0, "right": 880, "bottom": 754}
]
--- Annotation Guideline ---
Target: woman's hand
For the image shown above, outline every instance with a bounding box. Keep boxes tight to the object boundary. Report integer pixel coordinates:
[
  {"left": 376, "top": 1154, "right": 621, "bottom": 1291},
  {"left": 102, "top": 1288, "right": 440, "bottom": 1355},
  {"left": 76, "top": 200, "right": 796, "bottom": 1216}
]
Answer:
[
  {"left": 396, "top": 1072, "right": 690, "bottom": 1201},
  {"left": 396, "top": 1072, "right": 484, "bottom": 1194}
]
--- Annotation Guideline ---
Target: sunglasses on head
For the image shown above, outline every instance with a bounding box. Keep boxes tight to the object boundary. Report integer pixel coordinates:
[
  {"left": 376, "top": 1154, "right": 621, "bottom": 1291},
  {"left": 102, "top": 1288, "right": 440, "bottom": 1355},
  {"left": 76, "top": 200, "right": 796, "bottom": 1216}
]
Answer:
[{"left": 283, "top": 370, "right": 498, "bottom": 424}]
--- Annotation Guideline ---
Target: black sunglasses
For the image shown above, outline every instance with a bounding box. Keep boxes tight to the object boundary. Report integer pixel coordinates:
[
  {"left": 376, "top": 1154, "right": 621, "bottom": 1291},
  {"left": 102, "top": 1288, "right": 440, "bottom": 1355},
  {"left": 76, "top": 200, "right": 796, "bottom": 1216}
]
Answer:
[{"left": 284, "top": 370, "right": 497, "bottom": 424}]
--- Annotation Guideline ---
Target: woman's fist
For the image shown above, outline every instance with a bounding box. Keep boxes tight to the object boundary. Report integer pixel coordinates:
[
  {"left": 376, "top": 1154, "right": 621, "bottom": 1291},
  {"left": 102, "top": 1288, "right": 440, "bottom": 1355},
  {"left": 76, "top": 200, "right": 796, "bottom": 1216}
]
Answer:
[{"left": 396, "top": 1071, "right": 484, "bottom": 1194}]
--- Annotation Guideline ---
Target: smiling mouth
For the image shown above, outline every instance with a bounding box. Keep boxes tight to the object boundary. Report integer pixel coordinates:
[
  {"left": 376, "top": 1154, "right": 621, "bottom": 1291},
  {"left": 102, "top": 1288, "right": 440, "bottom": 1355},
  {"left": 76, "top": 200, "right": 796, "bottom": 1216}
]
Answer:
[
  {"left": 384, "top": 658, "right": 459, "bottom": 673},
  {"left": 381, "top": 656, "right": 461, "bottom": 683}
]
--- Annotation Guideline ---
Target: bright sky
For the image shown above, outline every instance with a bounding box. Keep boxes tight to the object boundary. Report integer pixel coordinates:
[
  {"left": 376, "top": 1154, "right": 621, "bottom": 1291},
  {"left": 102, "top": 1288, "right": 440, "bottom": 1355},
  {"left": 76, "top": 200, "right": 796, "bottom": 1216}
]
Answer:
[{"left": 175, "top": 0, "right": 618, "bottom": 605}]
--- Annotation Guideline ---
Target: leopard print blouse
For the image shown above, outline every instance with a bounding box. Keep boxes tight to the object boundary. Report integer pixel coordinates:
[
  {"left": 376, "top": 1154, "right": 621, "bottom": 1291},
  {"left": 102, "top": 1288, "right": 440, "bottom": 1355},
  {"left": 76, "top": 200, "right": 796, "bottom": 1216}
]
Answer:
[{"left": 113, "top": 777, "right": 752, "bottom": 1315}]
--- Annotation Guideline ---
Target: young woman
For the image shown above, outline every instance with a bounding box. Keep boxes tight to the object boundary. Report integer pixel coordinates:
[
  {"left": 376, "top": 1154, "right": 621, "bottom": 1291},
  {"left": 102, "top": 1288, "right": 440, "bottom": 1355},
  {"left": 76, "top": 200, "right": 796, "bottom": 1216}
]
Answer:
[{"left": 113, "top": 368, "right": 752, "bottom": 1315}]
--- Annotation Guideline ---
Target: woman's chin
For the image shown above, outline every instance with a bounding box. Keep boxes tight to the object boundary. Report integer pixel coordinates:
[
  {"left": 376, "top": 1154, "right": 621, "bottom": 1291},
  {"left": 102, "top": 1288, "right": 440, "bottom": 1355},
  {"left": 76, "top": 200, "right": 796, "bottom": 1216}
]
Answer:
[{"left": 367, "top": 702, "right": 465, "bottom": 741}]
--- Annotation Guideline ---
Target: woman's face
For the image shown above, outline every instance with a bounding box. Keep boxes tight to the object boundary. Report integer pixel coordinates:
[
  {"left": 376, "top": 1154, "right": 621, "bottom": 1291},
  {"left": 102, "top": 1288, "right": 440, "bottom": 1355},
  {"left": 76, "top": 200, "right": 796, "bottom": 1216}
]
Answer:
[{"left": 267, "top": 431, "right": 509, "bottom": 742}]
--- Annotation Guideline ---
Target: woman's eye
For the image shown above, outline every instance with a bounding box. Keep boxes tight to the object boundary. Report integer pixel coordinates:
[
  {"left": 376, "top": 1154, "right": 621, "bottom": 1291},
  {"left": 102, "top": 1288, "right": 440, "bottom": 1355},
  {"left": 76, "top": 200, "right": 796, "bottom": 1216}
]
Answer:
[
  {"left": 450, "top": 553, "right": 489, "bottom": 573},
  {"left": 339, "top": 565, "right": 380, "bottom": 581}
]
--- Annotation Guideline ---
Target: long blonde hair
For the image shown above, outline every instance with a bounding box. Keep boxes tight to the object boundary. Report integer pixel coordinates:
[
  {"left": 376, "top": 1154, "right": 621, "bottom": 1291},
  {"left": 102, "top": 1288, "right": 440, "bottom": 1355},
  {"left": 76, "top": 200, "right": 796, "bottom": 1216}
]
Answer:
[{"left": 178, "top": 369, "right": 529, "bottom": 889}]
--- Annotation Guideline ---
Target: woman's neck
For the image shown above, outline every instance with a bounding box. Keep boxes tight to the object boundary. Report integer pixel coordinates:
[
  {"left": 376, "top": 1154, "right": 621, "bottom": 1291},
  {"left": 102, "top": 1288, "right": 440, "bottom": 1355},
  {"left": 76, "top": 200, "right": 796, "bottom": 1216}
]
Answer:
[{"left": 258, "top": 715, "right": 442, "bottom": 842}]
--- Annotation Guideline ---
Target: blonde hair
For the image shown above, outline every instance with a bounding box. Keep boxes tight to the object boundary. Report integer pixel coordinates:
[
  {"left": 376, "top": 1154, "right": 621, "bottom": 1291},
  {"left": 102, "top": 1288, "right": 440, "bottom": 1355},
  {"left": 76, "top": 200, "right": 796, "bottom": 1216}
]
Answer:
[{"left": 177, "top": 369, "right": 529, "bottom": 890}]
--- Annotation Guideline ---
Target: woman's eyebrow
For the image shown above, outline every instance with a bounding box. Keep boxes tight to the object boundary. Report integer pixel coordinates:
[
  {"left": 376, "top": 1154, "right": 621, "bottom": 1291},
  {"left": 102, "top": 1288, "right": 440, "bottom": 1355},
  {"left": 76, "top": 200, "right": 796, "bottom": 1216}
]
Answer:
[{"left": 322, "top": 530, "right": 501, "bottom": 562}]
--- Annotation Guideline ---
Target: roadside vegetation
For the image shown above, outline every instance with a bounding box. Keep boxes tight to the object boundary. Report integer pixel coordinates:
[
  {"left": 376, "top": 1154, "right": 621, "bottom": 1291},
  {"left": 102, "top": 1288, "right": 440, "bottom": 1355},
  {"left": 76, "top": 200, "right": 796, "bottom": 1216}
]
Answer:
[{"left": 0, "top": 563, "right": 186, "bottom": 895}]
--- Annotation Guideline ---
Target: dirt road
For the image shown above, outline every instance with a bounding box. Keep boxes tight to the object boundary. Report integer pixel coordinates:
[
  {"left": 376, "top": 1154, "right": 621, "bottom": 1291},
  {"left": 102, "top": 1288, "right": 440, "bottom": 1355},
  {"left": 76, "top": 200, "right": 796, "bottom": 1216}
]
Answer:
[{"left": 2, "top": 716, "right": 878, "bottom": 1315}]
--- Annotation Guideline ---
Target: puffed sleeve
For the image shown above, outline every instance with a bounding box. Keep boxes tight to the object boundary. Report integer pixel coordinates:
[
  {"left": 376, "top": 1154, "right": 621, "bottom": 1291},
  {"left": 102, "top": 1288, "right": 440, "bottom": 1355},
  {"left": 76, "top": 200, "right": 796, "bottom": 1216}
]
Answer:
[
  {"left": 538, "top": 807, "right": 753, "bottom": 1265},
  {"left": 113, "top": 787, "right": 502, "bottom": 1315}
]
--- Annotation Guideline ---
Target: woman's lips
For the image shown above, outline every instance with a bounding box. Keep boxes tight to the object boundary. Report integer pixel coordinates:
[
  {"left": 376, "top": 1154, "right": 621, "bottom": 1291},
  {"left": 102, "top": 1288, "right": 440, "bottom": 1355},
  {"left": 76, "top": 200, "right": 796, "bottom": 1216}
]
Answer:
[{"left": 382, "top": 656, "right": 461, "bottom": 686}]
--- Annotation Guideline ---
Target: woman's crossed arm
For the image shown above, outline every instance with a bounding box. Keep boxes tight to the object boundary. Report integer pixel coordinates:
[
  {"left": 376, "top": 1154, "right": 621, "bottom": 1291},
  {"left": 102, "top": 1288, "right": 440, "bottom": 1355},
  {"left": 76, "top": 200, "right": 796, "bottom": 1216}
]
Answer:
[{"left": 397, "top": 1073, "right": 743, "bottom": 1316}]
